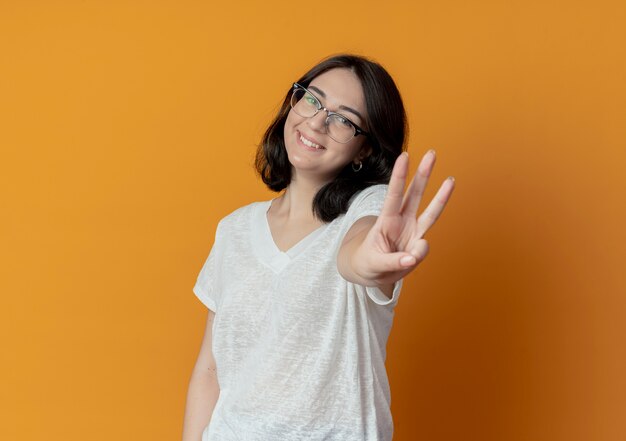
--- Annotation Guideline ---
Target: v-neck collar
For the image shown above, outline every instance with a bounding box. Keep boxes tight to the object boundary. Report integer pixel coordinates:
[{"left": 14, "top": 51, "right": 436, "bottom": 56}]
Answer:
[{"left": 251, "top": 200, "right": 329, "bottom": 273}]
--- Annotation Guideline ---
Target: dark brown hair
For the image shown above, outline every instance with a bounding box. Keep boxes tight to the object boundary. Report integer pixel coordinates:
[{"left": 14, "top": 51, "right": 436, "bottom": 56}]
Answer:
[{"left": 255, "top": 54, "right": 407, "bottom": 222}]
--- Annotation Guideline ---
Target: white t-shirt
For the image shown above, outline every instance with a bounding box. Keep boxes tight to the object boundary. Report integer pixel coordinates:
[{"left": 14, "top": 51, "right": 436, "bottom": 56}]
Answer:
[{"left": 193, "top": 184, "right": 402, "bottom": 441}]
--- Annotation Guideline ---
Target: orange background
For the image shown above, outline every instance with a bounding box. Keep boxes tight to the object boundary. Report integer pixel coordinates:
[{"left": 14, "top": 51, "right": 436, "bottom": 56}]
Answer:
[{"left": 1, "top": 1, "right": 625, "bottom": 440}]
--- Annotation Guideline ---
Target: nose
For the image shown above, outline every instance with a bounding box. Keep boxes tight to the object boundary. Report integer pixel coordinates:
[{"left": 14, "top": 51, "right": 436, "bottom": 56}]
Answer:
[{"left": 306, "top": 108, "right": 329, "bottom": 133}]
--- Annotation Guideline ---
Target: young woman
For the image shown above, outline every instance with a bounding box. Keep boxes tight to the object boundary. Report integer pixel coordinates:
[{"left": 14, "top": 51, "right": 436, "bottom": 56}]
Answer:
[{"left": 182, "top": 54, "right": 455, "bottom": 441}]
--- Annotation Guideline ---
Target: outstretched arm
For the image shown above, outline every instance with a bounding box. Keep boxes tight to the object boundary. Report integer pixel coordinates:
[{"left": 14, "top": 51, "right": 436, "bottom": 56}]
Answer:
[{"left": 337, "top": 150, "right": 455, "bottom": 297}]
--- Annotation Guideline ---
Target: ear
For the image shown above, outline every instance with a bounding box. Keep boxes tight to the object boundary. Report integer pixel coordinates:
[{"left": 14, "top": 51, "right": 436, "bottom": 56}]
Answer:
[{"left": 355, "top": 144, "right": 372, "bottom": 163}]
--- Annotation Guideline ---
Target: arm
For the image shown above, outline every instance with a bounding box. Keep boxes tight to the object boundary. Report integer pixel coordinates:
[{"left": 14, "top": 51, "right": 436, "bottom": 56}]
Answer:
[
  {"left": 337, "top": 150, "right": 455, "bottom": 299},
  {"left": 182, "top": 310, "right": 220, "bottom": 441}
]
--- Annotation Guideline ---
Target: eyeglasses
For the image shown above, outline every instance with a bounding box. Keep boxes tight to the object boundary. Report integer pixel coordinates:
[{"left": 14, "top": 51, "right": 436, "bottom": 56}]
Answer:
[{"left": 290, "top": 83, "right": 369, "bottom": 144}]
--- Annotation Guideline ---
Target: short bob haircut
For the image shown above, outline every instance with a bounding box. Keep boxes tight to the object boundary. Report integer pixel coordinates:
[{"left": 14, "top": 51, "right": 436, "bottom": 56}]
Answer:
[{"left": 255, "top": 54, "right": 407, "bottom": 223}]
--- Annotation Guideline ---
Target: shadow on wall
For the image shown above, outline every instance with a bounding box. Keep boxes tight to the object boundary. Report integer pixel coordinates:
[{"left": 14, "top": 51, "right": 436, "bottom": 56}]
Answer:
[{"left": 387, "top": 156, "right": 606, "bottom": 441}]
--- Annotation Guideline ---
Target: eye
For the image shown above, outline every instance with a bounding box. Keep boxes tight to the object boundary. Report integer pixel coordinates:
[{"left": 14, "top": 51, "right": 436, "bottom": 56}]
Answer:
[
  {"left": 304, "top": 93, "right": 318, "bottom": 106},
  {"left": 335, "top": 115, "right": 353, "bottom": 128}
]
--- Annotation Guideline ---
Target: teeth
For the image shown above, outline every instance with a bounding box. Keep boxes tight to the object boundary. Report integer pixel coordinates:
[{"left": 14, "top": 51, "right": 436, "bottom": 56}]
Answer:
[{"left": 300, "top": 135, "right": 323, "bottom": 149}]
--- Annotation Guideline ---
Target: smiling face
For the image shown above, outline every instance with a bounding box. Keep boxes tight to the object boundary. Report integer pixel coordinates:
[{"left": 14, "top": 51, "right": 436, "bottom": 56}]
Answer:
[{"left": 283, "top": 68, "right": 370, "bottom": 185}]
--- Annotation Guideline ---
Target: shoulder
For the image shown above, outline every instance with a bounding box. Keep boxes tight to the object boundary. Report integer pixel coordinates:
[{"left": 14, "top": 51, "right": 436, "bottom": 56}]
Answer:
[
  {"left": 215, "top": 199, "right": 270, "bottom": 236},
  {"left": 334, "top": 184, "right": 388, "bottom": 228},
  {"left": 347, "top": 184, "right": 388, "bottom": 214},
  {"left": 350, "top": 184, "right": 388, "bottom": 201}
]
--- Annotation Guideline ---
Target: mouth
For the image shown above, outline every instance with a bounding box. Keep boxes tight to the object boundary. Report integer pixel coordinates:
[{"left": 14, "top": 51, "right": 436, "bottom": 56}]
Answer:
[{"left": 298, "top": 131, "right": 325, "bottom": 150}]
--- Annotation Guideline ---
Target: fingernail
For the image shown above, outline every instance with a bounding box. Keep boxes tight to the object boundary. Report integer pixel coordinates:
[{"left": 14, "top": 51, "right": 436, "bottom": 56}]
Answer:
[
  {"left": 400, "top": 255, "right": 416, "bottom": 266},
  {"left": 428, "top": 149, "right": 436, "bottom": 156},
  {"left": 447, "top": 176, "right": 455, "bottom": 182}
]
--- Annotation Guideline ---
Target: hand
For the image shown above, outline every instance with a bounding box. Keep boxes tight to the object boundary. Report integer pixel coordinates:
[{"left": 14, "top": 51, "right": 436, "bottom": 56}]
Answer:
[{"left": 352, "top": 150, "right": 455, "bottom": 286}]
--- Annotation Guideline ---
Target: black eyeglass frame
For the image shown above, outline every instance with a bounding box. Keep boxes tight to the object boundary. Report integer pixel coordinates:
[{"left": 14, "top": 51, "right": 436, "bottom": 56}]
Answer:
[{"left": 291, "top": 83, "right": 369, "bottom": 143}]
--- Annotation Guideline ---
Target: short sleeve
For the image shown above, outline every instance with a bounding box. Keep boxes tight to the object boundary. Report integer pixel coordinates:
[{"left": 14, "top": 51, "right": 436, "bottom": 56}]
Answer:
[
  {"left": 364, "top": 279, "right": 402, "bottom": 306},
  {"left": 192, "top": 221, "right": 224, "bottom": 312}
]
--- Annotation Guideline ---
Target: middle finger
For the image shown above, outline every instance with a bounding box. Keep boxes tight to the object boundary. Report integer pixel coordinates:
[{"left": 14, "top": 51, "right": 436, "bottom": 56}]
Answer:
[{"left": 401, "top": 149, "right": 436, "bottom": 217}]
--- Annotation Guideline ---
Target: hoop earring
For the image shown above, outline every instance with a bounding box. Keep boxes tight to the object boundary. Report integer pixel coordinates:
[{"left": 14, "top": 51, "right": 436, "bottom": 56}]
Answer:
[{"left": 352, "top": 161, "right": 363, "bottom": 172}]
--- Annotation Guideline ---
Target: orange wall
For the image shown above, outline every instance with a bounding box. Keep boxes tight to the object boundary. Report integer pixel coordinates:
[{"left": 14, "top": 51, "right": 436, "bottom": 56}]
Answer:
[{"left": 1, "top": 1, "right": 625, "bottom": 440}]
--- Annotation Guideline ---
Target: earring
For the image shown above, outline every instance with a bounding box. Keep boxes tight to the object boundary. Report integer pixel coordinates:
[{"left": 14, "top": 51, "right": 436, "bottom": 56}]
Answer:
[{"left": 352, "top": 161, "right": 363, "bottom": 172}]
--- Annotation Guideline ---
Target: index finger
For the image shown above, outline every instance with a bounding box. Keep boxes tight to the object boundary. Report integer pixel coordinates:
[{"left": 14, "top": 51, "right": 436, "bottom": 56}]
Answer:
[
  {"left": 401, "top": 149, "right": 436, "bottom": 217},
  {"left": 380, "top": 152, "right": 409, "bottom": 217}
]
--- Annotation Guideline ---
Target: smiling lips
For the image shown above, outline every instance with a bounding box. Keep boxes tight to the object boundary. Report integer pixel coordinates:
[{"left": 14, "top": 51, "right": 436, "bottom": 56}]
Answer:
[{"left": 299, "top": 132, "right": 325, "bottom": 150}]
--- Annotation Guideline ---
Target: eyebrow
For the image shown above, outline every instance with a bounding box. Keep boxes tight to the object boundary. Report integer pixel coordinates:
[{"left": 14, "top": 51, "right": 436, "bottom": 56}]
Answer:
[{"left": 308, "top": 85, "right": 365, "bottom": 122}]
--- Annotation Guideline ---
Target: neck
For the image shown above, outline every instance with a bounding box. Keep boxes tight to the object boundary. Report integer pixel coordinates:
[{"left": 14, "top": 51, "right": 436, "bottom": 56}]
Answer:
[{"left": 272, "top": 172, "right": 328, "bottom": 222}]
